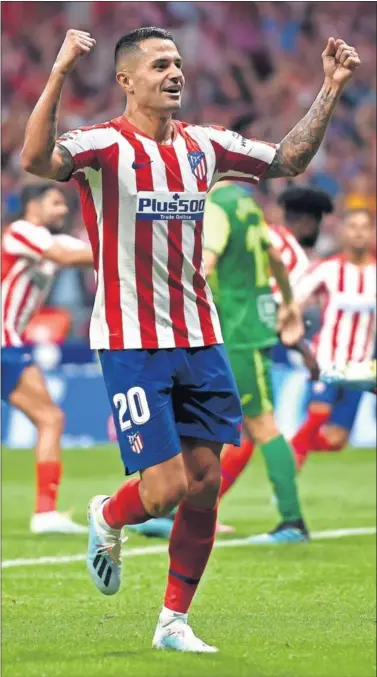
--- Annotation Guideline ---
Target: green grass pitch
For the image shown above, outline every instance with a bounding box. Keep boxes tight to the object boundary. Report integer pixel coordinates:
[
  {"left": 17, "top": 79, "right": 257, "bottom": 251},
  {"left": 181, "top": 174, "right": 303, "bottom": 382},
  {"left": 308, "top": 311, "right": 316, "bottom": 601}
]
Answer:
[{"left": 2, "top": 445, "right": 376, "bottom": 677}]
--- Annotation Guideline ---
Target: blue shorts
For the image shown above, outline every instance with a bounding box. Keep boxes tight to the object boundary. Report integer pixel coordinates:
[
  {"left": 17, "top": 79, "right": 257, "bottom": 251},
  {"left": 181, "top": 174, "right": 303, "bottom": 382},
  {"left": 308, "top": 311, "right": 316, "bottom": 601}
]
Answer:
[
  {"left": 99, "top": 345, "right": 242, "bottom": 475},
  {"left": 1, "top": 346, "right": 34, "bottom": 402},
  {"left": 309, "top": 380, "right": 363, "bottom": 431}
]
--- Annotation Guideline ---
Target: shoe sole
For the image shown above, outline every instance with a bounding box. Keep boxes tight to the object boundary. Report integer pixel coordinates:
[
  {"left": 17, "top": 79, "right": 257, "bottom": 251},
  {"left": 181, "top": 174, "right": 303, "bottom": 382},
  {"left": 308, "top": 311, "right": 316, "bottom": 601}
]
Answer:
[{"left": 152, "top": 640, "right": 218, "bottom": 653}]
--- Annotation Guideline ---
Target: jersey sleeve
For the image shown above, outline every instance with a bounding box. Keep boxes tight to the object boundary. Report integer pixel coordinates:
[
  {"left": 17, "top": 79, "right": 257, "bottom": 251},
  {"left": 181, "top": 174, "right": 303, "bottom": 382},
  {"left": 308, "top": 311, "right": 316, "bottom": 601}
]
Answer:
[
  {"left": 3, "top": 221, "right": 53, "bottom": 260},
  {"left": 203, "top": 199, "right": 231, "bottom": 256},
  {"left": 294, "top": 260, "right": 328, "bottom": 303},
  {"left": 56, "top": 127, "right": 98, "bottom": 176},
  {"left": 52, "top": 233, "right": 87, "bottom": 250},
  {"left": 203, "top": 126, "right": 277, "bottom": 186}
]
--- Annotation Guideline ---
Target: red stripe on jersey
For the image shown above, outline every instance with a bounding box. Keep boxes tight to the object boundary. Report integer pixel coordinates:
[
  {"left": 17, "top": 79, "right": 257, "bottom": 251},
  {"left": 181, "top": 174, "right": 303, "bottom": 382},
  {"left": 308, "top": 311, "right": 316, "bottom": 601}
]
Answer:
[
  {"left": 348, "top": 268, "right": 364, "bottom": 360},
  {"left": 99, "top": 144, "right": 124, "bottom": 349},
  {"left": 10, "top": 231, "right": 43, "bottom": 256},
  {"left": 74, "top": 172, "right": 100, "bottom": 273},
  {"left": 210, "top": 140, "right": 269, "bottom": 181},
  {"left": 331, "top": 260, "right": 345, "bottom": 361},
  {"left": 71, "top": 150, "right": 100, "bottom": 172},
  {"left": 131, "top": 136, "right": 158, "bottom": 347},
  {"left": 3, "top": 268, "right": 26, "bottom": 346},
  {"left": 158, "top": 145, "right": 189, "bottom": 347},
  {"left": 183, "top": 133, "right": 217, "bottom": 344}
]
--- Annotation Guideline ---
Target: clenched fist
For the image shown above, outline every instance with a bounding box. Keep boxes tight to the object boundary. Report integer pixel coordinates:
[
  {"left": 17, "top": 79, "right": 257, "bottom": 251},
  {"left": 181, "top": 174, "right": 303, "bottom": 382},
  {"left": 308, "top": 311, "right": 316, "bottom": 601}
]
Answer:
[
  {"left": 53, "top": 29, "right": 96, "bottom": 75},
  {"left": 322, "top": 37, "right": 361, "bottom": 88}
]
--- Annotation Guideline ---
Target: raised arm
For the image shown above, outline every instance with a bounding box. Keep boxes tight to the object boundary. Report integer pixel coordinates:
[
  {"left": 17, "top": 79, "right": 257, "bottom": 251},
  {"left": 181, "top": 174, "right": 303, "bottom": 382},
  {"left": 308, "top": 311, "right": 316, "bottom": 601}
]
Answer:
[
  {"left": 266, "top": 38, "right": 361, "bottom": 178},
  {"left": 20, "top": 30, "right": 96, "bottom": 180}
]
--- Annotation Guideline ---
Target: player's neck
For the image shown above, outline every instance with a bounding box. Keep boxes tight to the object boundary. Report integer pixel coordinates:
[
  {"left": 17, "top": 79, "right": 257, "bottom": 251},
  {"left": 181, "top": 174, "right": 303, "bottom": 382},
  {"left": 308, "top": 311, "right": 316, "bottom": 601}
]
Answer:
[
  {"left": 123, "top": 108, "right": 174, "bottom": 144},
  {"left": 23, "top": 210, "right": 42, "bottom": 227},
  {"left": 343, "top": 249, "right": 372, "bottom": 266}
]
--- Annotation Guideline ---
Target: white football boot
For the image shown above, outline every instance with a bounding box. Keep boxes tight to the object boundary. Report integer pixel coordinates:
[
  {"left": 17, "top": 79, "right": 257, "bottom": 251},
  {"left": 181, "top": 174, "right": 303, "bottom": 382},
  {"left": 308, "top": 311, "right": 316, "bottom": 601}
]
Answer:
[
  {"left": 87, "top": 495, "right": 127, "bottom": 596},
  {"left": 30, "top": 511, "right": 88, "bottom": 534},
  {"left": 153, "top": 609, "right": 218, "bottom": 652}
]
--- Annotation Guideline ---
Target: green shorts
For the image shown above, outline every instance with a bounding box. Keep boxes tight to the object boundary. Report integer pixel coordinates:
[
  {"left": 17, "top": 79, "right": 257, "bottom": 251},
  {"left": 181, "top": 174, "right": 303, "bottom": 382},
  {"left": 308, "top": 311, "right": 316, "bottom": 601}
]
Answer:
[{"left": 227, "top": 347, "right": 274, "bottom": 418}]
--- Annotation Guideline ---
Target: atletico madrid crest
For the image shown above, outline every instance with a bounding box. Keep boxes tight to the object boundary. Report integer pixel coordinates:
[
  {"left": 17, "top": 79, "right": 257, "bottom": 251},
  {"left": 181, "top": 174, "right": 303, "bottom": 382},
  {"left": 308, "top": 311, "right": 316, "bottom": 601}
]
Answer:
[
  {"left": 128, "top": 431, "right": 144, "bottom": 454},
  {"left": 187, "top": 151, "right": 207, "bottom": 181}
]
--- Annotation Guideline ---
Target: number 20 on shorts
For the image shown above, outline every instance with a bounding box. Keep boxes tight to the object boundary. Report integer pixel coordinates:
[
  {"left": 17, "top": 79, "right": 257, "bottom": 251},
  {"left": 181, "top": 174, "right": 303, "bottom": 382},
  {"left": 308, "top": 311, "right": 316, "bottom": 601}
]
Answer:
[{"left": 113, "top": 387, "right": 151, "bottom": 431}]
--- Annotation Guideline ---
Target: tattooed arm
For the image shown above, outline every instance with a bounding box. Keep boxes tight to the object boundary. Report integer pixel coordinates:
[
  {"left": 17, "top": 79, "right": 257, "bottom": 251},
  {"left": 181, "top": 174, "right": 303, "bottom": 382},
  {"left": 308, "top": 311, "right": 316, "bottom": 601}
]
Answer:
[
  {"left": 21, "top": 30, "right": 95, "bottom": 180},
  {"left": 265, "top": 38, "right": 361, "bottom": 179},
  {"left": 266, "top": 84, "right": 339, "bottom": 178}
]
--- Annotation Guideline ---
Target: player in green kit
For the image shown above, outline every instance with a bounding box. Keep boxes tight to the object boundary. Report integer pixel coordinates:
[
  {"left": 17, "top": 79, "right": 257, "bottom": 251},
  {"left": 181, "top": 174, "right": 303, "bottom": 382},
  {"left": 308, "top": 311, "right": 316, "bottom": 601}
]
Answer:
[{"left": 203, "top": 181, "right": 310, "bottom": 543}]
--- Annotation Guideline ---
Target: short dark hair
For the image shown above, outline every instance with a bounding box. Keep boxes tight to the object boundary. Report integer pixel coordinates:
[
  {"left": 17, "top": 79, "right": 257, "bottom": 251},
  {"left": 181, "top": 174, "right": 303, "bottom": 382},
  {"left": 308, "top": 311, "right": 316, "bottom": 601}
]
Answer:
[
  {"left": 115, "top": 27, "right": 174, "bottom": 67},
  {"left": 20, "top": 183, "right": 60, "bottom": 214},
  {"left": 277, "top": 185, "right": 334, "bottom": 220}
]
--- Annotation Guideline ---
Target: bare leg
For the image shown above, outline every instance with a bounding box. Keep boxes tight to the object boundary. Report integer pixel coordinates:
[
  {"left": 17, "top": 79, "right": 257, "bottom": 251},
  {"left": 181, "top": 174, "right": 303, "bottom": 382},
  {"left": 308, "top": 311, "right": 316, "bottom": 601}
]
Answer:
[
  {"left": 9, "top": 365, "right": 64, "bottom": 463},
  {"left": 8, "top": 365, "right": 86, "bottom": 533}
]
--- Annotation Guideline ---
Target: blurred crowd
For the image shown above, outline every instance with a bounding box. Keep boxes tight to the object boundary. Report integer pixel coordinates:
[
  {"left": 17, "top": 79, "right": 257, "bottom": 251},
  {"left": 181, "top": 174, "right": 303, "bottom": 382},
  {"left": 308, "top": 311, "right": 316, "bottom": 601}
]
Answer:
[{"left": 2, "top": 1, "right": 376, "bottom": 338}]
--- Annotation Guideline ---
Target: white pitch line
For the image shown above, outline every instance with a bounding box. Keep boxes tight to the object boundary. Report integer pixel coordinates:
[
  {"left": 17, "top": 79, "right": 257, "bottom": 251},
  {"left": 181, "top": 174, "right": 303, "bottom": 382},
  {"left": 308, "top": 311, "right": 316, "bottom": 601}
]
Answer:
[{"left": 2, "top": 526, "right": 375, "bottom": 570}]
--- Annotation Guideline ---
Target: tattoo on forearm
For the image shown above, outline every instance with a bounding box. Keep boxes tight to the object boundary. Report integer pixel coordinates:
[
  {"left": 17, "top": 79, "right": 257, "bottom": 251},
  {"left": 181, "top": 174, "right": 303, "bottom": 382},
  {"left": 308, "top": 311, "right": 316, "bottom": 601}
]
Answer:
[
  {"left": 266, "top": 87, "right": 339, "bottom": 178},
  {"left": 54, "top": 145, "right": 74, "bottom": 181},
  {"left": 46, "top": 101, "right": 59, "bottom": 155}
]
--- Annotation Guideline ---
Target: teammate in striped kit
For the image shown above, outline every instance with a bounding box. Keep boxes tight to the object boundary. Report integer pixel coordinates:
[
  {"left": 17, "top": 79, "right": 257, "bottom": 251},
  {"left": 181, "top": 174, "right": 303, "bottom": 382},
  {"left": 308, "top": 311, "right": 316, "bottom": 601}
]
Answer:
[
  {"left": 22, "top": 25, "right": 361, "bottom": 652},
  {"left": 2, "top": 184, "right": 93, "bottom": 534},
  {"left": 292, "top": 208, "right": 376, "bottom": 468}
]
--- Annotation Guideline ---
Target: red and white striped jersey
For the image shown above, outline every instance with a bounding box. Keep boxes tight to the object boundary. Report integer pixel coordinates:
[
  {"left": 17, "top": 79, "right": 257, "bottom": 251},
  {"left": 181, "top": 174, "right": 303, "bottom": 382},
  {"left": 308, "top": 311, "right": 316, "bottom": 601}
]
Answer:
[
  {"left": 2, "top": 220, "right": 85, "bottom": 346},
  {"left": 295, "top": 254, "right": 376, "bottom": 368},
  {"left": 268, "top": 223, "right": 309, "bottom": 301},
  {"left": 57, "top": 117, "right": 276, "bottom": 350}
]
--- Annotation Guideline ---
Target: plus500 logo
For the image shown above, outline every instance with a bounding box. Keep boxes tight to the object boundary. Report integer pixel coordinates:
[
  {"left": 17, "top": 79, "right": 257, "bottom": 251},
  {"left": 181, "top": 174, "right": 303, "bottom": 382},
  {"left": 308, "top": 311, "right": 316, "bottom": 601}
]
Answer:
[{"left": 136, "top": 191, "right": 206, "bottom": 221}]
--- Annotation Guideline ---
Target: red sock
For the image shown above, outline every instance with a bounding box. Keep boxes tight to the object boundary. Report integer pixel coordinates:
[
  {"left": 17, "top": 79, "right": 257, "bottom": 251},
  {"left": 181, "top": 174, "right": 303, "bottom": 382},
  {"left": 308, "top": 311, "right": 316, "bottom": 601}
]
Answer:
[
  {"left": 35, "top": 461, "right": 62, "bottom": 513},
  {"left": 311, "top": 430, "right": 343, "bottom": 452},
  {"left": 291, "top": 409, "right": 331, "bottom": 468},
  {"left": 102, "top": 478, "right": 151, "bottom": 529},
  {"left": 164, "top": 500, "right": 217, "bottom": 613},
  {"left": 219, "top": 438, "right": 255, "bottom": 499}
]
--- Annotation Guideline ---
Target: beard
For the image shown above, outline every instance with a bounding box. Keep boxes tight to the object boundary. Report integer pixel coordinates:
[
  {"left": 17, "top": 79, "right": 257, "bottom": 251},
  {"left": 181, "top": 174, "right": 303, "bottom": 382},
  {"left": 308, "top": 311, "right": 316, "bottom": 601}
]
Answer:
[{"left": 298, "top": 231, "right": 320, "bottom": 248}]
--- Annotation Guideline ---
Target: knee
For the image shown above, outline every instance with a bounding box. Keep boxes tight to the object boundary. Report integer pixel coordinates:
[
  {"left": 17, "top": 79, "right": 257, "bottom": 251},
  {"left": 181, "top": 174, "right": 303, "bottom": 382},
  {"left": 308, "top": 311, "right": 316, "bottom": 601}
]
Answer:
[
  {"left": 187, "top": 465, "right": 221, "bottom": 507},
  {"left": 36, "top": 405, "right": 65, "bottom": 432},
  {"left": 246, "top": 414, "right": 279, "bottom": 446},
  {"left": 141, "top": 476, "right": 188, "bottom": 517},
  {"left": 322, "top": 426, "right": 349, "bottom": 450}
]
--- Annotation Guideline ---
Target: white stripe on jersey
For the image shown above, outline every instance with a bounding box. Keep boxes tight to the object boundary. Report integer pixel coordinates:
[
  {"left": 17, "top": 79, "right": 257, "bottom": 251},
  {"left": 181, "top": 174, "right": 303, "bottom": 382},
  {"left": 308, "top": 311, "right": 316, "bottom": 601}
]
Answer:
[
  {"left": 352, "top": 265, "right": 376, "bottom": 361},
  {"left": 85, "top": 166, "right": 110, "bottom": 349},
  {"left": 117, "top": 135, "right": 142, "bottom": 349}
]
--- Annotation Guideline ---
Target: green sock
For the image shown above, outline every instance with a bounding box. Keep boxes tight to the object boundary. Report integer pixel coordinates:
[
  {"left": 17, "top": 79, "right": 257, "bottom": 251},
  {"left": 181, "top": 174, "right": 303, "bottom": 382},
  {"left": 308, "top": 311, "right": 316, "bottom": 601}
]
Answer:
[{"left": 260, "top": 434, "right": 302, "bottom": 522}]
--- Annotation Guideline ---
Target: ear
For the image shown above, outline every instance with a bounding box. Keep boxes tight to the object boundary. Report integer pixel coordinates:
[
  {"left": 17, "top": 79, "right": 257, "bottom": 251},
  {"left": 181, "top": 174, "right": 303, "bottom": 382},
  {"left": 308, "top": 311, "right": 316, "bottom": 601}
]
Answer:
[{"left": 116, "top": 71, "right": 134, "bottom": 94}]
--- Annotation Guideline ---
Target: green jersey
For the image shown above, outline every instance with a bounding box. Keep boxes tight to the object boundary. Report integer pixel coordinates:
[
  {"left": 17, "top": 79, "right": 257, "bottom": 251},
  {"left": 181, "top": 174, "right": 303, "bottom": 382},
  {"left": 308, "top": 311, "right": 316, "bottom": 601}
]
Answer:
[{"left": 204, "top": 182, "right": 277, "bottom": 350}]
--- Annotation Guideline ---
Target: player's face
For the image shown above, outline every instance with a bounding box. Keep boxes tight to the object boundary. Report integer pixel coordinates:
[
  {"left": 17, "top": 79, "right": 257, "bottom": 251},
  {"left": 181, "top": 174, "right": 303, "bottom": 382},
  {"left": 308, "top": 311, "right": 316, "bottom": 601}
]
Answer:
[
  {"left": 343, "top": 211, "right": 374, "bottom": 254},
  {"left": 295, "top": 215, "right": 320, "bottom": 248},
  {"left": 40, "top": 189, "right": 69, "bottom": 230},
  {"left": 120, "top": 39, "right": 185, "bottom": 113}
]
